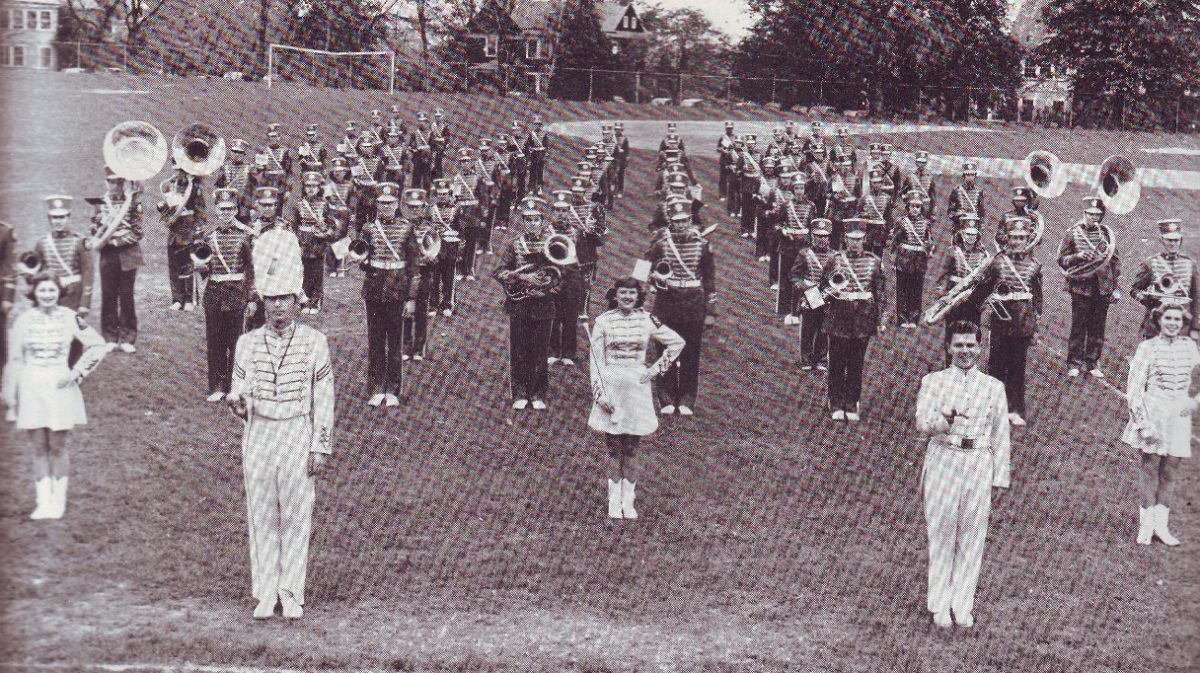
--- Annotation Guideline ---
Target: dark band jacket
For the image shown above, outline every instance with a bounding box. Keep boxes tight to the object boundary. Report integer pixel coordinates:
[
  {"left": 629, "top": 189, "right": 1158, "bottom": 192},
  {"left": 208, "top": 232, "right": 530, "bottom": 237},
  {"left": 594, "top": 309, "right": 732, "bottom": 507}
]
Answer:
[
  {"left": 822, "top": 252, "right": 885, "bottom": 338},
  {"left": 976, "top": 253, "right": 1042, "bottom": 336},
  {"left": 893, "top": 215, "right": 934, "bottom": 273},
  {"left": 360, "top": 218, "right": 418, "bottom": 304},
  {"left": 202, "top": 226, "right": 254, "bottom": 311},
  {"left": 647, "top": 230, "right": 714, "bottom": 324}
]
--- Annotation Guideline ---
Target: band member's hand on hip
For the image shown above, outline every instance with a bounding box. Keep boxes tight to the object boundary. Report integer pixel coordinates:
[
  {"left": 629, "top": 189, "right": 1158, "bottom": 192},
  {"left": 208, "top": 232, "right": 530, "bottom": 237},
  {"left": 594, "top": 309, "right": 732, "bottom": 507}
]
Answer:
[
  {"left": 308, "top": 452, "right": 328, "bottom": 477},
  {"left": 597, "top": 397, "right": 614, "bottom": 415}
]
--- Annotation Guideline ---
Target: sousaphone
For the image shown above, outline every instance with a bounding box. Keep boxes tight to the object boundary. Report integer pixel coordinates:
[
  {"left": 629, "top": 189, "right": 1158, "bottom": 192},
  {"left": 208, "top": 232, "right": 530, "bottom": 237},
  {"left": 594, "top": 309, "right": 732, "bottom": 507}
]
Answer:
[
  {"left": 1096, "top": 154, "right": 1140, "bottom": 215},
  {"left": 104, "top": 121, "right": 169, "bottom": 181}
]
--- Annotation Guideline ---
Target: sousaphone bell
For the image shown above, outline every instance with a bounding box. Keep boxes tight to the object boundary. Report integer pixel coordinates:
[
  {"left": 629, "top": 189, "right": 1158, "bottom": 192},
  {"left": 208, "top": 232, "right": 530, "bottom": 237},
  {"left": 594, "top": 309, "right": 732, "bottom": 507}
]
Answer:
[{"left": 173, "top": 123, "right": 227, "bottom": 176}]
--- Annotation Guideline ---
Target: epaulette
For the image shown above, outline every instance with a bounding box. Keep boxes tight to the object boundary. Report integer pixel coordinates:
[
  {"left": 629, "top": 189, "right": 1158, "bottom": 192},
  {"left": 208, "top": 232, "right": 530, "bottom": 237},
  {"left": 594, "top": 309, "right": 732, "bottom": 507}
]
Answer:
[{"left": 648, "top": 312, "right": 663, "bottom": 328}]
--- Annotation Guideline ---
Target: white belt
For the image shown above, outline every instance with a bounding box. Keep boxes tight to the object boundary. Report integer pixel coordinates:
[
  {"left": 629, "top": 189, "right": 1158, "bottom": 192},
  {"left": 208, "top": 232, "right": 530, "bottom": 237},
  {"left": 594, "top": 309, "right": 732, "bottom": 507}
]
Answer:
[
  {"left": 298, "top": 226, "right": 318, "bottom": 233},
  {"left": 58, "top": 273, "right": 81, "bottom": 286},
  {"left": 949, "top": 275, "right": 964, "bottom": 284},
  {"left": 839, "top": 291, "right": 873, "bottom": 301},
  {"left": 900, "top": 243, "right": 927, "bottom": 252},
  {"left": 995, "top": 291, "right": 1032, "bottom": 301},
  {"left": 210, "top": 272, "right": 245, "bottom": 282},
  {"left": 666, "top": 279, "right": 701, "bottom": 288},
  {"left": 370, "top": 259, "right": 406, "bottom": 270},
  {"left": 458, "top": 199, "right": 479, "bottom": 206}
]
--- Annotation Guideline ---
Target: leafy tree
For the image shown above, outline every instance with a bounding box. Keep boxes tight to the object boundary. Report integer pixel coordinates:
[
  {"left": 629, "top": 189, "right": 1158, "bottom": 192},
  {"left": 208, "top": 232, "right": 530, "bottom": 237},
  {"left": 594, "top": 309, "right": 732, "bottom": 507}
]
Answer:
[
  {"left": 60, "top": 0, "right": 174, "bottom": 47},
  {"left": 547, "top": 0, "right": 613, "bottom": 100}
]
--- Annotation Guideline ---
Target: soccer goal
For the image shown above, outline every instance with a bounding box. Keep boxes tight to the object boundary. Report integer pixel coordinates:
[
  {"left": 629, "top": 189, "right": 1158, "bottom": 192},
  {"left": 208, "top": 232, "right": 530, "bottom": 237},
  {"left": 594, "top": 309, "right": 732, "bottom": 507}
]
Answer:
[{"left": 267, "top": 43, "right": 395, "bottom": 93}]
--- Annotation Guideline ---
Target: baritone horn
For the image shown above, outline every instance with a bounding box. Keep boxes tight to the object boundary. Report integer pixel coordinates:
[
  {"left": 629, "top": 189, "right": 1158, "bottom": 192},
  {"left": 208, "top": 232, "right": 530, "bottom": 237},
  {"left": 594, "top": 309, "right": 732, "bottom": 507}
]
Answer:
[
  {"left": 1096, "top": 154, "right": 1140, "bottom": 215},
  {"left": 18, "top": 250, "right": 42, "bottom": 276},
  {"left": 173, "top": 123, "right": 226, "bottom": 176},
  {"left": 104, "top": 121, "right": 169, "bottom": 182},
  {"left": 650, "top": 259, "right": 673, "bottom": 290},
  {"left": 418, "top": 228, "right": 442, "bottom": 264},
  {"left": 346, "top": 238, "right": 370, "bottom": 263},
  {"left": 1024, "top": 150, "right": 1067, "bottom": 200},
  {"left": 190, "top": 242, "right": 213, "bottom": 268},
  {"left": 543, "top": 233, "right": 577, "bottom": 266}
]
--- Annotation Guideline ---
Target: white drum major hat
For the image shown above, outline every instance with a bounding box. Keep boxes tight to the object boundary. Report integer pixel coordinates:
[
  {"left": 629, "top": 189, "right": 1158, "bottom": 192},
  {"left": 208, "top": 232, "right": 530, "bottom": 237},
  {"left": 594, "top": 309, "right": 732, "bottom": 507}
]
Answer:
[{"left": 253, "top": 227, "right": 304, "bottom": 298}]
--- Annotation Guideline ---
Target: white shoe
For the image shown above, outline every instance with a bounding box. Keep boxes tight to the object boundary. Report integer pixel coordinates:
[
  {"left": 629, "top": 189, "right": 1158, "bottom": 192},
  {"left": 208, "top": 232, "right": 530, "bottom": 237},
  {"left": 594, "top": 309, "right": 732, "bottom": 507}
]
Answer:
[
  {"left": 933, "top": 611, "right": 952, "bottom": 628},
  {"left": 901, "top": 322, "right": 917, "bottom": 329},
  {"left": 770, "top": 282, "right": 780, "bottom": 290},
  {"left": 119, "top": 343, "right": 137, "bottom": 354},
  {"left": 620, "top": 479, "right": 638, "bottom": 520},
  {"left": 1153, "top": 504, "right": 1181, "bottom": 546},
  {"left": 402, "top": 353, "right": 411, "bottom": 361},
  {"left": 47, "top": 477, "right": 68, "bottom": 519},
  {"left": 368, "top": 393, "right": 386, "bottom": 407},
  {"left": 677, "top": 405, "right": 694, "bottom": 416},
  {"left": 384, "top": 394, "right": 400, "bottom": 407},
  {"left": 253, "top": 595, "right": 278, "bottom": 619},
  {"left": 280, "top": 590, "right": 303, "bottom": 619},
  {"left": 608, "top": 480, "right": 623, "bottom": 519},
  {"left": 577, "top": 313, "right": 589, "bottom": 321},
  {"left": 465, "top": 275, "right": 477, "bottom": 281},
  {"left": 560, "top": 358, "right": 575, "bottom": 367},
  {"left": 660, "top": 405, "right": 676, "bottom": 415},
  {"left": 846, "top": 411, "right": 861, "bottom": 422},
  {"left": 412, "top": 354, "right": 424, "bottom": 362},
  {"left": 801, "top": 364, "right": 814, "bottom": 371},
  {"left": 183, "top": 302, "right": 195, "bottom": 312},
  {"left": 454, "top": 274, "right": 464, "bottom": 281},
  {"left": 30, "top": 478, "right": 53, "bottom": 520},
  {"left": 784, "top": 314, "right": 799, "bottom": 325},
  {"left": 759, "top": 255, "right": 770, "bottom": 263},
  {"left": 1009, "top": 413, "right": 1027, "bottom": 426},
  {"left": 169, "top": 301, "right": 183, "bottom": 311},
  {"left": 816, "top": 363, "right": 828, "bottom": 371},
  {"left": 954, "top": 611, "right": 974, "bottom": 628},
  {"left": 547, "top": 356, "right": 560, "bottom": 365},
  {"left": 1089, "top": 368, "right": 1105, "bottom": 380},
  {"left": 1137, "top": 506, "right": 1154, "bottom": 545},
  {"left": 442, "top": 308, "right": 453, "bottom": 317},
  {"left": 206, "top": 391, "right": 226, "bottom": 403},
  {"left": 512, "top": 399, "right": 529, "bottom": 410},
  {"left": 1067, "top": 368, "right": 1081, "bottom": 378},
  {"left": 832, "top": 410, "right": 845, "bottom": 421},
  {"left": 531, "top": 400, "right": 547, "bottom": 410},
  {"left": 427, "top": 310, "right": 437, "bottom": 317}
]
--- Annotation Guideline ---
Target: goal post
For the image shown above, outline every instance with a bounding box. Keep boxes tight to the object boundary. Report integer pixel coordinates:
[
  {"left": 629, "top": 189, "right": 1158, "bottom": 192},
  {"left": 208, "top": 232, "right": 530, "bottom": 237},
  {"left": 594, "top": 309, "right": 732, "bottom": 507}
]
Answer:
[{"left": 268, "top": 43, "right": 395, "bottom": 93}]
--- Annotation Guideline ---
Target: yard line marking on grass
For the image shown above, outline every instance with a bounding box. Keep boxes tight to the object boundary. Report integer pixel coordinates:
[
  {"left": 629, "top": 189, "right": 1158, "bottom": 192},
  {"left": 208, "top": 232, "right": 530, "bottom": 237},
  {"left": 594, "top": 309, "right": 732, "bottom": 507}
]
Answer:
[
  {"left": 1, "top": 664, "right": 372, "bottom": 673},
  {"left": 82, "top": 89, "right": 150, "bottom": 95},
  {"left": 1140, "top": 147, "right": 1200, "bottom": 156}
]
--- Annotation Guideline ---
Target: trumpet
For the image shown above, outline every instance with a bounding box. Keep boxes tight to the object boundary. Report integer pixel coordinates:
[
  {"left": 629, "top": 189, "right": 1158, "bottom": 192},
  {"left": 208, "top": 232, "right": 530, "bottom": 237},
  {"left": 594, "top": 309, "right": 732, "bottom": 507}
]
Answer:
[
  {"left": 18, "top": 250, "right": 42, "bottom": 276},
  {"left": 191, "top": 242, "right": 213, "bottom": 268},
  {"left": 650, "top": 259, "right": 673, "bottom": 290}
]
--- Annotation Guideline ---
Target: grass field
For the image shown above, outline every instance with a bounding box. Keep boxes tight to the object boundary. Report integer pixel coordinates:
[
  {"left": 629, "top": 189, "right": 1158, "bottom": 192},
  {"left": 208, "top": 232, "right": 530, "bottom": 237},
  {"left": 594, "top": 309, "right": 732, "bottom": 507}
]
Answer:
[{"left": 1, "top": 69, "right": 1199, "bottom": 673}]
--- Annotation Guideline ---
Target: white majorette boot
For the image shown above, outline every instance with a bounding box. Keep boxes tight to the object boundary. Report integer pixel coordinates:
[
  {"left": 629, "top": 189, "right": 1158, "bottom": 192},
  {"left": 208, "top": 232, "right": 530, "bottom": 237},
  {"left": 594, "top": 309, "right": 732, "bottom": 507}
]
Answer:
[
  {"left": 621, "top": 479, "right": 638, "bottom": 520},
  {"left": 30, "top": 478, "right": 53, "bottom": 520},
  {"left": 608, "top": 480, "right": 623, "bottom": 519},
  {"left": 48, "top": 477, "right": 69, "bottom": 519},
  {"left": 1137, "top": 507, "right": 1154, "bottom": 545},
  {"left": 1154, "top": 504, "right": 1181, "bottom": 546}
]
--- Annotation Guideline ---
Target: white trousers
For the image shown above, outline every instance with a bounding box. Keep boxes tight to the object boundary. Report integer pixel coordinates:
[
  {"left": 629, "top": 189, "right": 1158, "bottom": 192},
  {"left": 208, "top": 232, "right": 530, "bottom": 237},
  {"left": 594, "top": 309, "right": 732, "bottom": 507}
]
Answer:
[
  {"left": 243, "top": 415, "right": 316, "bottom": 604},
  {"left": 922, "top": 442, "right": 992, "bottom": 616}
]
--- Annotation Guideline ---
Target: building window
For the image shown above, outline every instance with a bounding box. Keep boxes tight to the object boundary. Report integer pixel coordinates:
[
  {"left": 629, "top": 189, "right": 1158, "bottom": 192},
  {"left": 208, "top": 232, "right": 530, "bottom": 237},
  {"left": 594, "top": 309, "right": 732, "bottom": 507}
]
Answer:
[
  {"left": 526, "top": 38, "right": 542, "bottom": 59},
  {"left": 0, "top": 10, "right": 8, "bottom": 29},
  {"left": 1022, "top": 61, "right": 1037, "bottom": 79},
  {"left": 1, "top": 48, "right": 9, "bottom": 67},
  {"left": 13, "top": 45, "right": 25, "bottom": 67},
  {"left": 40, "top": 10, "right": 52, "bottom": 31},
  {"left": 622, "top": 12, "right": 639, "bottom": 30},
  {"left": 26, "top": 10, "right": 37, "bottom": 29},
  {"left": 483, "top": 34, "right": 497, "bottom": 58},
  {"left": 12, "top": 10, "right": 24, "bottom": 29},
  {"left": 40, "top": 46, "right": 52, "bottom": 68}
]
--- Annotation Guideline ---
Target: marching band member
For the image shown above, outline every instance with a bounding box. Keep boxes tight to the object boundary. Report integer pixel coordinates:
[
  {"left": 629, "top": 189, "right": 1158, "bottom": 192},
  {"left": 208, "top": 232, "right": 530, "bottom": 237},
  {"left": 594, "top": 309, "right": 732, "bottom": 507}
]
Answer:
[
  {"left": 857, "top": 168, "right": 892, "bottom": 257},
  {"left": 402, "top": 191, "right": 436, "bottom": 361},
  {"left": 822, "top": 218, "right": 884, "bottom": 422},
  {"left": 754, "top": 157, "right": 780, "bottom": 262},
  {"left": 833, "top": 127, "right": 858, "bottom": 170},
  {"left": 491, "top": 156, "right": 516, "bottom": 234},
  {"left": 32, "top": 196, "right": 94, "bottom": 314},
  {"left": 717, "top": 121, "right": 737, "bottom": 203},
  {"left": 997, "top": 187, "right": 1043, "bottom": 249},
  {"left": 611, "top": 122, "right": 629, "bottom": 200},
  {"left": 737, "top": 134, "right": 763, "bottom": 240},
  {"left": 409, "top": 113, "right": 434, "bottom": 191},
  {"left": 903, "top": 151, "right": 937, "bottom": 218},
  {"left": 429, "top": 179, "right": 462, "bottom": 316},
  {"left": 1123, "top": 303, "right": 1196, "bottom": 546},
  {"left": 803, "top": 144, "right": 830, "bottom": 217},
  {"left": 340, "top": 121, "right": 359, "bottom": 155},
  {"left": 876, "top": 144, "right": 901, "bottom": 195},
  {"left": 215, "top": 139, "right": 254, "bottom": 221},
  {"left": 90, "top": 169, "right": 144, "bottom": 353},
  {"left": 524, "top": 116, "right": 549, "bottom": 195},
  {"left": 547, "top": 195, "right": 583, "bottom": 367},
  {"left": 570, "top": 178, "right": 606, "bottom": 320},
  {"left": 947, "top": 162, "right": 985, "bottom": 233},
  {"left": 196, "top": 188, "right": 256, "bottom": 402},
  {"left": 358, "top": 184, "right": 420, "bottom": 408},
  {"left": 158, "top": 167, "right": 206, "bottom": 311},
  {"left": 915, "top": 319, "right": 1011, "bottom": 629},
  {"left": 507, "top": 133, "right": 529, "bottom": 199},
  {"left": 262, "top": 125, "right": 294, "bottom": 182},
  {"left": 287, "top": 171, "right": 335, "bottom": 314},
  {"left": 827, "top": 151, "right": 860, "bottom": 249},
  {"left": 353, "top": 137, "right": 381, "bottom": 190},
  {"left": 789, "top": 219, "right": 835, "bottom": 370},
  {"left": 589, "top": 277, "right": 685, "bottom": 520},
  {"left": 250, "top": 186, "right": 285, "bottom": 234},
  {"left": 647, "top": 201, "right": 715, "bottom": 416},
  {"left": 1057, "top": 196, "right": 1120, "bottom": 379},
  {"left": 452, "top": 149, "right": 485, "bottom": 281},
  {"left": 1130, "top": 218, "right": 1200, "bottom": 339},
  {"left": 430, "top": 108, "right": 450, "bottom": 180},
  {"left": 775, "top": 177, "right": 816, "bottom": 323},
  {"left": 3, "top": 272, "right": 109, "bottom": 520},
  {"left": 891, "top": 190, "right": 936, "bottom": 328},
  {"left": 297, "top": 124, "right": 327, "bottom": 175},
  {"left": 494, "top": 201, "right": 560, "bottom": 410},
  {"left": 323, "top": 156, "right": 357, "bottom": 277},
  {"left": 934, "top": 213, "right": 988, "bottom": 356},
  {"left": 227, "top": 233, "right": 334, "bottom": 620},
  {"left": 802, "top": 121, "right": 825, "bottom": 155},
  {"left": 377, "top": 126, "right": 409, "bottom": 191},
  {"left": 976, "top": 218, "right": 1042, "bottom": 426}
]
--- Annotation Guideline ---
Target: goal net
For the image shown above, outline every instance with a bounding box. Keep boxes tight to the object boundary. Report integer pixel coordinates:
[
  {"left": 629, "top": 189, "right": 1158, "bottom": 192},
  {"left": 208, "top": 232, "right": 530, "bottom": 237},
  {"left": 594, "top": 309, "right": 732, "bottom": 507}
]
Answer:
[{"left": 267, "top": 44, "right": 395, "bottom": 93}]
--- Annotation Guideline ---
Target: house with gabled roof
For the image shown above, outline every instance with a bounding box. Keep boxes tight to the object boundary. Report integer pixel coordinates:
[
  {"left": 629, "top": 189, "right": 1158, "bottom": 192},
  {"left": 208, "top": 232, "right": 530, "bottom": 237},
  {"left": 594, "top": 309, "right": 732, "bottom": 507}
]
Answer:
[{"left": 465, "top": 0, "right": 647, "bottom": 67}]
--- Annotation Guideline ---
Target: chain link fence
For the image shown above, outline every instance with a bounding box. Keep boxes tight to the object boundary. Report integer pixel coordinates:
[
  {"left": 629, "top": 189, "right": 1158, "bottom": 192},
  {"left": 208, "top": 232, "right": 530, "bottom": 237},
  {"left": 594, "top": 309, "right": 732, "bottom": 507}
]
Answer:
[{"left": 43, "top": 43, "right": 1200, "bottom": 133}]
